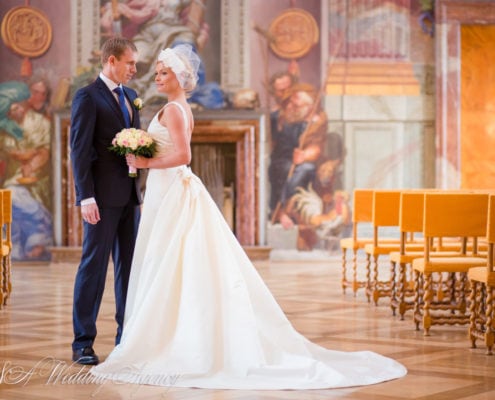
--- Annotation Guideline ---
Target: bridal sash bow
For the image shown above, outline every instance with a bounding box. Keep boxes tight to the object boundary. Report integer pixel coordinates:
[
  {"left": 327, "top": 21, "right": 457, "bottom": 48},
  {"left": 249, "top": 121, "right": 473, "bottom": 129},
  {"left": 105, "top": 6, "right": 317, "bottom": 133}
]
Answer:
[{"left": 178, "top": 167, "right": 201, "bottom": 199}]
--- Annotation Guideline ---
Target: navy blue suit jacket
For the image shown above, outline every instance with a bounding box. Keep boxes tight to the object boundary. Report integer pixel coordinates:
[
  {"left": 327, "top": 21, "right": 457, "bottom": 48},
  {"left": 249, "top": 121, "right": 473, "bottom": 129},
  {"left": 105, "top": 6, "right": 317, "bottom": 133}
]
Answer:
[{"left": 70, "top": 77, "right": 142, "bottom": 208}]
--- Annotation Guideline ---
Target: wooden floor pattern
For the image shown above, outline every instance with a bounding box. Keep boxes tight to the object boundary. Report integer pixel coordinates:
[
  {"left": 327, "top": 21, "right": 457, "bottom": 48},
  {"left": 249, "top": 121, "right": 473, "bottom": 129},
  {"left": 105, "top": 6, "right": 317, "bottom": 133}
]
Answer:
[{"left": 1, "top": 257, "right": 494, "bottom": 400}]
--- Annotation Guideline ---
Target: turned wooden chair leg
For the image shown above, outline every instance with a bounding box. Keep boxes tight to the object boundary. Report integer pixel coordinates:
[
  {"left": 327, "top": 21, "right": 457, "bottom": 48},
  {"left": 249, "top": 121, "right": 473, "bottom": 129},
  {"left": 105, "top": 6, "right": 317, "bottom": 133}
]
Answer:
[
  {"left": 351, "top": 248, "right": 360, "bottom": 296},
  {"left": 413, "top": 269, "right": 422, "bottom": 331},
  {"left": 365, "top": 253, "right": 372, "bottom": 303},
  {"left": 390, "top": 260, "right": 397, "bottom": 316},
  {"left": 485, "top": 286, "right": 494, "bottom": 355},
  {"left": 372, "top": 255, "right": 380, "bottom": 306},
  {"left": 341, "top": 247, "right": 348, "bottom": 294},
  {"left": 398, "top": 262, "right": 408, "bottom": 320},
  {"left": 469, "top": 280, "right": 479, "bottom": 349},
  {"left": 422, "top": 272, "right": 433, "bottom": 336}
]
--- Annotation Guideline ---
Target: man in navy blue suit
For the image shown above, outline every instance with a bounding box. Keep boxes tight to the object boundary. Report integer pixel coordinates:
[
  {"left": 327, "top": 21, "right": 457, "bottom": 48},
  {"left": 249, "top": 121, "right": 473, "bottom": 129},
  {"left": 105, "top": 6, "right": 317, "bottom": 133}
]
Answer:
[{"left": 70, "top": 37, "right": 142, "bottom": 365}]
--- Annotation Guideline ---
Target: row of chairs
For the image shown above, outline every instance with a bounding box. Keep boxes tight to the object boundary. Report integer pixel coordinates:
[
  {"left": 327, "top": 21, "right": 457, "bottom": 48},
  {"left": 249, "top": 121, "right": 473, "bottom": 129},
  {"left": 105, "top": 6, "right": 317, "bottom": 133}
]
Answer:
[
  {"left": 0, "top": 189, "right": 13, "bottom": 309},
  {"left": 340, "top": 189, "right": 495, "bottom": 354}
]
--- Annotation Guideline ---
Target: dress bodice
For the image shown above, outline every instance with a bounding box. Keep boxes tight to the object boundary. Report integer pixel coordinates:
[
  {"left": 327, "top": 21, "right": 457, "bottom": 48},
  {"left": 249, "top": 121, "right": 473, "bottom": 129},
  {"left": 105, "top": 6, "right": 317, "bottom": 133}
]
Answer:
[
  {"left": 146, "top": 101, "right": 189, "bottom": 157},
  {"left": 147, "top": 114, "right": 174, "bottom": 156}
]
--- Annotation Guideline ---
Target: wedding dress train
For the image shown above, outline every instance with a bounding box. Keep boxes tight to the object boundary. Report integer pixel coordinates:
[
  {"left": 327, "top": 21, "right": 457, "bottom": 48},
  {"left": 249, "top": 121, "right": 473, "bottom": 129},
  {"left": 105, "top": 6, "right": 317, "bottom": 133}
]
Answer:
[{"left": 90, "top": 102, "right": 407, "bottom": 389}]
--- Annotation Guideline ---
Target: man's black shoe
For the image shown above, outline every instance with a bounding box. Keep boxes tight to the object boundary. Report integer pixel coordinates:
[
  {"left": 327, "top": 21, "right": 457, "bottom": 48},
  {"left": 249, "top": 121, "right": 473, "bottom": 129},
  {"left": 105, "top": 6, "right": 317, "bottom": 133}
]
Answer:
[{"left": 72, "top": 347, "right": 99, "bottom": 365}]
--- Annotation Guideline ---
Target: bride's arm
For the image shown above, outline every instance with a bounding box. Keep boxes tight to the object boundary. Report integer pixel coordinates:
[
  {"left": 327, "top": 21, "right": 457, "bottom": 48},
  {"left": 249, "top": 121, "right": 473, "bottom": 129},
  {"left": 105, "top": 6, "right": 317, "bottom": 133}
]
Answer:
[{"left": 128, "top": 105, "right": 191, "bottom": 169}]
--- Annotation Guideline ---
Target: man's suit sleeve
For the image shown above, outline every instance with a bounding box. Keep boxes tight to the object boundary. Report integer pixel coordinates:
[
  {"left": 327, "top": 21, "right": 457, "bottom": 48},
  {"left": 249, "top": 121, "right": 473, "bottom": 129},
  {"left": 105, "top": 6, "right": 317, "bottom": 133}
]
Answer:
[{"left": 70, "top": 89, "right": 97, "bottom": 205}]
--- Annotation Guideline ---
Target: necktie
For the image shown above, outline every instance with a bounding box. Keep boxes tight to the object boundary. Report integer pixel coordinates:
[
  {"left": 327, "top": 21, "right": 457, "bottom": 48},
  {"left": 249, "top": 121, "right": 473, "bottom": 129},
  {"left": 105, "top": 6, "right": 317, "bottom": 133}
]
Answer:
[{"left": 113, "top": 86, "right": 131, "bottom": 128}]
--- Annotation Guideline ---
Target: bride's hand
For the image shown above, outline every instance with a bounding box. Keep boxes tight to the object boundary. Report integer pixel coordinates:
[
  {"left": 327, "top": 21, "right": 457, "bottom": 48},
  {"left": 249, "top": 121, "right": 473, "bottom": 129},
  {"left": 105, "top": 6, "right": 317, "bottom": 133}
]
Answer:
[
  {"left": 126, "top": 153, "right": 136, "bottom": 168},
  {"left": 126, "top": 154, "right": 148, "bottom": 169}
]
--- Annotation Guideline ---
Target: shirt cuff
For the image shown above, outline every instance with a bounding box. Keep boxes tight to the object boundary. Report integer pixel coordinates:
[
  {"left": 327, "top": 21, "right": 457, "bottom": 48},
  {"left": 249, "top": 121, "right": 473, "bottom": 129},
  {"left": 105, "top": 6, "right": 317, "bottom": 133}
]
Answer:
[{"left": 81, "top": 197, "right": 96, "bottom": 206}]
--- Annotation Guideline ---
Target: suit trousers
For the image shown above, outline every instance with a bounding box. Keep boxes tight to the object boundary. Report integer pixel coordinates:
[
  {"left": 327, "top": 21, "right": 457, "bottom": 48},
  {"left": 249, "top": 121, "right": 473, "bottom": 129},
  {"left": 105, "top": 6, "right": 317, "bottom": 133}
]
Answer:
[{"left": 72, "top": 198, "right": 140, "bottom": 351}]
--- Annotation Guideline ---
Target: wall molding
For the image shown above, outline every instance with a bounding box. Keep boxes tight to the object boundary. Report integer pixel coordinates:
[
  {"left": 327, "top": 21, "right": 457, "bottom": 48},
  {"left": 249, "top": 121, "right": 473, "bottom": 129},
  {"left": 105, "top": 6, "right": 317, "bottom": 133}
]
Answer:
[
  {"left": 70, "top": 0, "right": 100, "bottom": 76},
  {"left": 220, "top": 0, "right": 249, "bottom": 90}
]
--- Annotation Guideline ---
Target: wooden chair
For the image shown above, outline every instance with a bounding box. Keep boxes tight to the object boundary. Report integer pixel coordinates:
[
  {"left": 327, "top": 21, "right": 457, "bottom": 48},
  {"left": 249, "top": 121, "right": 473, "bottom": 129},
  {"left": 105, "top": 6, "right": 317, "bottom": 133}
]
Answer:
[
  {"left": 364, "top": 190, "right": 424, "bottom": 305},
  {"left": 412, "top": 192, "right": 489, "bottom": 335},
  {"left": 468, "top": 194, "right": 495, "bottom": 354},
  {"left": 389, "top": 191, "right": 426, "bottom": 318},
  {"left": 389, "top": 190, "right": 466, "bottom": 319},
  {"left": 0, "top": 189, "right": 13, "bottom": 306},
  {"left": 340, "top": 189, "right": 401, "bottom": 296},
  {"left": 340, "top": 189, "right": 375, "bottom": 295}
]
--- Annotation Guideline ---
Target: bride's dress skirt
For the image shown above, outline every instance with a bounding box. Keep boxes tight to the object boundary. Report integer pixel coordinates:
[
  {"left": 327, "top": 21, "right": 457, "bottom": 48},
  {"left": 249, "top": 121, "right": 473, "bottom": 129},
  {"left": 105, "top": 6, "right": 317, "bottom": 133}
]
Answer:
[{"left": 91, "top": 166, "right": 406, "bottom": 389}]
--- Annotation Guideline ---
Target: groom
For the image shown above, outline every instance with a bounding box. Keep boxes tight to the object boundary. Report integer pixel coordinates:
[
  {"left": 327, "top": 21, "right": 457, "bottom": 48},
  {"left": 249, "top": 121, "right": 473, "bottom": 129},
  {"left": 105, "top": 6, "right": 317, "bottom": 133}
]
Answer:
[{"left": 70, "top": 37, "right": 142, "bottom": 365}]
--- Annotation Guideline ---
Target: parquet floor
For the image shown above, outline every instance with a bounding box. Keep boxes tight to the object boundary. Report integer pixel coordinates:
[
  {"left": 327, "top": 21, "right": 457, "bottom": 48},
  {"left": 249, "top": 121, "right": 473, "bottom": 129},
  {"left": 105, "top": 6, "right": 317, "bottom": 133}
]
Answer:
[{"left": 1, "top": 256, "right": 494, "bottom": 400}]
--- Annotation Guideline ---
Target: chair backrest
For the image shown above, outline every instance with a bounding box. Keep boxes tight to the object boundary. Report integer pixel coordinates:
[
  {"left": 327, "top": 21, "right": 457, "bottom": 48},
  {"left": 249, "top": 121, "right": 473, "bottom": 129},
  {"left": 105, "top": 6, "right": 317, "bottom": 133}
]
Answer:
[
  {"left": 1, "top": 189, "right": 11, "bottom": 224},
  {"left": 487, "top": 195, "right": 495, "bottom": 244},
  {"left": 0, "top": 189, "right": 12, "bottom": 247},
  {"left": 397, "top": 190, "right": 425, "bottom": 253},
  {"left": 371, "top": 190, "right": 401, "bottom": 246},
  {"left": 399, "top": 191, "right": 425, "bottom": 234},
  {"left": 423, "top": 193, "right": 488, "bottom": 238},
  {"left": 372, "top": 190, "right": 401, "bottom": 227},
  {"left": 350, "top": 189, "right": 374, "bottom": 240},
  {"left": 423, "top": 192, "right": 489, "bottom": 258},
  {"left": 487, "top": 195, "right": 495, "bottom": 274},
  {"left": 353, "top": 189, "right": 374, "bottom": 223},
  {"left": 0, "top": 190, "right": 4, "bottom": 227}
]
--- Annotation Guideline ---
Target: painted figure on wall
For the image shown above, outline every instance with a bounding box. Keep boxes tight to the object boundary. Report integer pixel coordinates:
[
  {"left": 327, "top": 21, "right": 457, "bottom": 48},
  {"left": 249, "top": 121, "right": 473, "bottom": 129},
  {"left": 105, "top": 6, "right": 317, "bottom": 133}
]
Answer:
[
  {"left": 27, "top": 76, "right": 52, "bottom": 119},
  {"left": 267, "top": 76, "right": 350, "bottom": 251},
  {"left": 269, "top": 82, "right": 327, "bottom": 227},
  {"left": 100, "top": 0, "right": 223, "bottom": 108},
  {"left": 0, "top": 80, "right": 53, "bottom": 261}
]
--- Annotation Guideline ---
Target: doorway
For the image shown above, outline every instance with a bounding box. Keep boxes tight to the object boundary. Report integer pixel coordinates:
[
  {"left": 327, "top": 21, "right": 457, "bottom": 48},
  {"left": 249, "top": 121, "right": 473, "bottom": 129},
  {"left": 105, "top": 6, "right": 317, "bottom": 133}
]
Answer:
[{"left": 460, "top": 25, "right": 495, "bottom": 189}]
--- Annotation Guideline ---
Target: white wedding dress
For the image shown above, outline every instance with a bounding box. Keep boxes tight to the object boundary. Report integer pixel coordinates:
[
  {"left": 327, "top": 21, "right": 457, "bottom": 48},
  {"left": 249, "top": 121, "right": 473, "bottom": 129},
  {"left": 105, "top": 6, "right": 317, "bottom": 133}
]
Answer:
[{"left": 91, "top": 102, "right": 407, "bottom": 389}]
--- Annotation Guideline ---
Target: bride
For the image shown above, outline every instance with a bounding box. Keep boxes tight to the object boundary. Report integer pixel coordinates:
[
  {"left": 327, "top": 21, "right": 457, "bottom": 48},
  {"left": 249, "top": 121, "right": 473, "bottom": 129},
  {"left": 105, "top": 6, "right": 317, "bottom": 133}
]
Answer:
[{"left": 90, "top": 44, "right": 407, "bottom": 389}]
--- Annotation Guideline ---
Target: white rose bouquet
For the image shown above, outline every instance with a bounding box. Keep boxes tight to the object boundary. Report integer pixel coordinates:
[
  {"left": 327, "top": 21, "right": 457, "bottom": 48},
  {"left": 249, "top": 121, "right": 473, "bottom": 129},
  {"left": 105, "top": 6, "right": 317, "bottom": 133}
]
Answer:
[{"left": 109, "top": 128, "right": 156, "bottom": 177}]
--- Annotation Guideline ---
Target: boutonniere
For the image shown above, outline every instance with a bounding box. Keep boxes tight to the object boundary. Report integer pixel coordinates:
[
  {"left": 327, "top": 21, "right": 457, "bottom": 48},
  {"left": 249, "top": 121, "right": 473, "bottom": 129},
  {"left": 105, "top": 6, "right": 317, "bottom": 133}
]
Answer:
[{"left": 133, "top": 97, "right": 144, "bottom": 111}]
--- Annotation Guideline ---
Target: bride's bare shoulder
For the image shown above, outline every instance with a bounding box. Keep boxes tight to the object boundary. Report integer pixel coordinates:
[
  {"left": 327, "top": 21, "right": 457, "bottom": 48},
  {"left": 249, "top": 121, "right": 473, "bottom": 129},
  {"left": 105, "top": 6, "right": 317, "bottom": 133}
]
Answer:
[
  {"left": 164, "top": 101, "right": 193, "bottom": 130},
  {"left": 165, "top": 100, "right": 190, "bottom": 113}
]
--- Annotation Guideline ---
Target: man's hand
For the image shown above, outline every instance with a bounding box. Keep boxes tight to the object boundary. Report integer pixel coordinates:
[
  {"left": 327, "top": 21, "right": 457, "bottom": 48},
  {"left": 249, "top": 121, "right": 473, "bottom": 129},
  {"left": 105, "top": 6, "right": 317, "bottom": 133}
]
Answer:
[{"left": 81, "top": 203, "right": 100, "bottom": 225}]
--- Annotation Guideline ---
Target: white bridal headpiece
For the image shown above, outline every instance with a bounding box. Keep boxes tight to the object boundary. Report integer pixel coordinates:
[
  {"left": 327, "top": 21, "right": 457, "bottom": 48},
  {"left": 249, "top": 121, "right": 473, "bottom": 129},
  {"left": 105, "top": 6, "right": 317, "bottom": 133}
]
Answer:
[{"left": 157, "top": 44, "right": 200, "bottom": 91}]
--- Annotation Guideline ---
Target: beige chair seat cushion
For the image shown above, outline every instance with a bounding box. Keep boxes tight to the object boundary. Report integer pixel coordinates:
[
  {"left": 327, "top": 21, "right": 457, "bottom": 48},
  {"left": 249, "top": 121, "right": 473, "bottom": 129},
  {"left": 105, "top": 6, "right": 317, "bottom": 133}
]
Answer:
[
  {"left": 468, "top": 266, "right": 495, "bottom": 286},
  {"left": 389, "top": 250, "right": 462, "bottom": 264},
  {"left": 340, "top": 237, "right": 398, "bottom": 250},
  {"left": 365, "top": 242, "right": 424, "bottom": 256},
  {"left": 412, "top": 256, "right": 486, "bottom": 273}
]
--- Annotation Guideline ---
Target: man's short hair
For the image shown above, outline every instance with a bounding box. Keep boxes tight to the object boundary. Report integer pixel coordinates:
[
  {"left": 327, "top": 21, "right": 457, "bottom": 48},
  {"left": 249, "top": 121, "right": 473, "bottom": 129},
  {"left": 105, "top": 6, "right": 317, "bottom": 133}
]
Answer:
[{"left": 100, "top": 37, "right": 137, "bottom": 65}]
